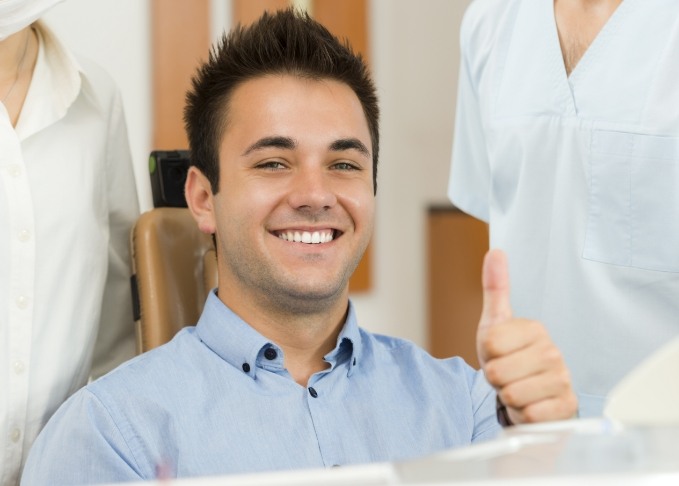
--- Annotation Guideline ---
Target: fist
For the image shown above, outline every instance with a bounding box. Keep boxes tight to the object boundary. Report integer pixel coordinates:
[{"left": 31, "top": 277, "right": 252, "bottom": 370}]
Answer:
[{"left": 477, "top": 249, "right": 578, "bottom": 424}]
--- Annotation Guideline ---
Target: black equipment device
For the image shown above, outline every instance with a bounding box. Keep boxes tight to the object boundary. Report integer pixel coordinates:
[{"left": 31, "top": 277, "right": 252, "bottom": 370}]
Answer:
[{"left": 149, "top": 150, "right": 191, "bottom": 208}]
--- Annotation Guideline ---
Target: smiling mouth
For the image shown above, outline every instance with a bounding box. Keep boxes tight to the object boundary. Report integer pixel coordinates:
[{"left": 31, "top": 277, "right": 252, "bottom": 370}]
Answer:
[{"left": 275, "top": 229, "right": 337, "bottom": 244}]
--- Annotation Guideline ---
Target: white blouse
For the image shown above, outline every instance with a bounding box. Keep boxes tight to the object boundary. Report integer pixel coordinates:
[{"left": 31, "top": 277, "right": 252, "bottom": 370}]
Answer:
[{"left": 0, "top": 21, "right": 139, "bottom": 485}]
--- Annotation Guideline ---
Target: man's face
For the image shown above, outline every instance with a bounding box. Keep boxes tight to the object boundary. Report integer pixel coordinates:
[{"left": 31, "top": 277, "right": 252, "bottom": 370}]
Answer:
[{"left": 198, "top": 75, "right": 375, "bottom": 315}]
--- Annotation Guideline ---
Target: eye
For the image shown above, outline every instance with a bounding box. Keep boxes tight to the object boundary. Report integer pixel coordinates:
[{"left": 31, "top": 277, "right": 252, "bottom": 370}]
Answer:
[
  {"left": 331, "top": 161, "right": 361, "bottom": 171},
  {"left": 255, "top": 160, "right": 287, "bottom": 170}
]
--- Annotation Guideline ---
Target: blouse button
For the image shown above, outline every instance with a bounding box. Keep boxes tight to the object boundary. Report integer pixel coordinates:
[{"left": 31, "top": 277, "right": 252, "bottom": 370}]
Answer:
[
  {"left": 18, "top": 229, "right": 31, "bottom": 242},
  {"left": 13, "top": 361, "right": 25, "bottom": 374},
  {"left": 16, "top": 296, "right": 28, "bottom": 310},
  {"left": 8, "top": 164, "right": 21, "bottom": 177}
]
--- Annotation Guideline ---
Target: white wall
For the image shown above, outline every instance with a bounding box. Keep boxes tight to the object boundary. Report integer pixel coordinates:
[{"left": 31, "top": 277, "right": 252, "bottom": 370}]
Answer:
[
  {"left": 44, "top": 0, "right": 471, "bottom": 350},
  {"left": 352, "top": 0, "right": 472, "bottom": 346}
]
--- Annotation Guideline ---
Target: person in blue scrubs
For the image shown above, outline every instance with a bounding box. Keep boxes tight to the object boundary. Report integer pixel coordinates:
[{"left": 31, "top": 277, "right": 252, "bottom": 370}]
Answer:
[
  {"left": 22, "top": 8, "right": 577, "bottom": 484},
  {"left": 449, "top": 0, "right": 679, "bottom": 417}
]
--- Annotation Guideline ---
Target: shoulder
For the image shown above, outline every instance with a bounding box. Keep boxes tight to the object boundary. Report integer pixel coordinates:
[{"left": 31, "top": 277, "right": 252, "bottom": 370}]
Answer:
[
  {"left": 86, "top": 328, "right": 199, "bottom": 404},
  {"left": 37, "top": 21, "right": 123, "bottom": 112},
  {"left": 462, "top": 0, "right": 520, "bottom": 35},
  {"left": 360, "top": 328, "right": 478, "bottom": 381},
  {"left": 77, "top": 56, "right": 119, "bottom": 93},
  {"left": 460, "top": 0, "right": 522, "bottom": 57},
  {"left": 73, "top": 55, "right": 124, "bottom": 116}
]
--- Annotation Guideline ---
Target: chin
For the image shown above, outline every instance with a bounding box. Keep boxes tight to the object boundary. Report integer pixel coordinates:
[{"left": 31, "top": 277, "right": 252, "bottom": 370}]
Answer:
[{"left": 271, "top": 282, "right": 348, "bottom": 312}]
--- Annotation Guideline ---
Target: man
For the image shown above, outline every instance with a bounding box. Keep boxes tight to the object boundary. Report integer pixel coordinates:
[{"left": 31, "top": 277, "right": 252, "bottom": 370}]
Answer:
[
  {"left": 448, "top": 0, "right": 679, "bottom": 417},
  {"left": 22, "top": 9, "right": 576, "bottom": 484},
  {"left": 1, "top": 1, "right": 138, "bottom": 484}
]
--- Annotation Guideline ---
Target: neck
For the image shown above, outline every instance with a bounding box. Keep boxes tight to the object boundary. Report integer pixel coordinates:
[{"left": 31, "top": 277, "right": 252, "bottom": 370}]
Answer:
[
  {"left": 220, "top": 285, "right": 349, "bottom": 386},
  {"left": 1, "top": 25, "right": 38, "bottom": 125},
  {"left": 0, "top": 27, "right": 31, "bottom": 79},
  {"left": 554, "top": 0, "right": 623, "bottom": 75}
]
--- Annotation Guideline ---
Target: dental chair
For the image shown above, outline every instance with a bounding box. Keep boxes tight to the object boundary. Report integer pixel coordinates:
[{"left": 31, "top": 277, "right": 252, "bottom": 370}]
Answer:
[{"left": 129, "top": 207, "right": 217, "bottom": 353}]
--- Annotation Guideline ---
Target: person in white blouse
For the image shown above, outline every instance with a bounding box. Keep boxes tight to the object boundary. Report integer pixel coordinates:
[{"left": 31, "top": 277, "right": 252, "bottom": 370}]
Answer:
[
  {"left": 0, "top": 1, "right": 139, "bottom": 484},
  {"left": 449, "top": 0, "right": 679, "bottom": 418}
]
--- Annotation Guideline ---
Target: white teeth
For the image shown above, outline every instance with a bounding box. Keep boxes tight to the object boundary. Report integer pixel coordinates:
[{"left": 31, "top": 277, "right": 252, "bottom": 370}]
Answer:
[{"left": 278, "top": 230, "right": 334, "bottom": 244}]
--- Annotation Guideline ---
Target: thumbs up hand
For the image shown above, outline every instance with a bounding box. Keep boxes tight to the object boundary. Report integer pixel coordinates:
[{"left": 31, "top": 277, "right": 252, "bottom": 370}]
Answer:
[{"left": 477, "top": 249, "right": 578, "bottom": 424}]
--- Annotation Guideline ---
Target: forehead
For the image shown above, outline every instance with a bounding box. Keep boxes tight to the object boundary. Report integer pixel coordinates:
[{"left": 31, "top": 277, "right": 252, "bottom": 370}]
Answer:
[{"left": 219, "top": 75, "right": 372, "bottom": 155}]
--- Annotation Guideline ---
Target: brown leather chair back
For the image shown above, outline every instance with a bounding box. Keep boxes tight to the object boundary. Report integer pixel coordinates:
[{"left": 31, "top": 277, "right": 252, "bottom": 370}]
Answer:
[{"left": 130, "top": 208, "right": 217, "bottom": 353}]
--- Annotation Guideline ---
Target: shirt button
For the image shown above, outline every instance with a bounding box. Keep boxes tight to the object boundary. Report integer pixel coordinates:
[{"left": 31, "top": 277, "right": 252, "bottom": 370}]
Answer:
[
  {"left": 8, "top": 164, "right": 22, "bottom": 177},
  {"left": 242, "top": 363, "right": 250, "bottom": 373},
  {"left": 16, "top": 296, "right": 29, "bottom": 309},
  {"left": 308, "top": 387, "right": 318, "bottom": 398},
  {"left": 264, "top": 348, "right": 277, "bottom": 360},
  {"left": 13, "top": 361, "right": 25, "bottom": 374},
  {"left": 18, "top": 229, "right": 31, "bottom": 242},
  {"left": 9, "top": 429, "right": 21, "bottom": 443}
]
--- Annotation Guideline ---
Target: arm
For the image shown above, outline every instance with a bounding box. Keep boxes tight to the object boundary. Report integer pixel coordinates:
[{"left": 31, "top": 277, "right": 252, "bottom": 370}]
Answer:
[
  {"left": 447, "top": 8, "right": 491, "bottom": 223},
  {"left": 91, "top": 88, "right": 140, "bottom": 378},
  {"left": 477, "top": 250, "right": 578, "bottom": 424},
  {"left": 21, "top": 389, "right": 144, "bottom": 485}
]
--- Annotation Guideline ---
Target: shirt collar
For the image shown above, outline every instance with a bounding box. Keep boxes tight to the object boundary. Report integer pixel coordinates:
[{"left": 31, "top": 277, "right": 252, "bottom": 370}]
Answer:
[
  {"left": 15, "top": 20, "right": 82, "bottom": 140},
  {"left": 195, "top": 291, "right": 363, "bottom": 380}
]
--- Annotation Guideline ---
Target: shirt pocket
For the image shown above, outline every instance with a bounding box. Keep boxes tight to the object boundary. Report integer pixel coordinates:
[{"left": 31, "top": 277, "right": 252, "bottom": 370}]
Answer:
[{"left": 583, "top": 130, "right": 679, "bottom": 272}]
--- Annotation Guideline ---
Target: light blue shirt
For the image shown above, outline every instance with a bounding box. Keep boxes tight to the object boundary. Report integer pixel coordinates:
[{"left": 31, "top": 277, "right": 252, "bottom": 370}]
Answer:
[{"left": 22, "top": 292, "right": 499, "bottom": 484}]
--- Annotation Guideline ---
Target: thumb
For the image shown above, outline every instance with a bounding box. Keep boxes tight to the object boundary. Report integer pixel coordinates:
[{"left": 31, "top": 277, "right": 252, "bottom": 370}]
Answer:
[{"left": 480, "top": 249, "right": 513, "bottom": 329}]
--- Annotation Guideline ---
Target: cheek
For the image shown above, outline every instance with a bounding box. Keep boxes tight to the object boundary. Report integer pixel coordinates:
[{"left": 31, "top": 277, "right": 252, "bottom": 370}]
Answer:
[
  {"left": 216, "top": 183, "right": 283, "bottom": 229},
  {"left": 341, "top": 186, "right": 375, "bottom": 229}
]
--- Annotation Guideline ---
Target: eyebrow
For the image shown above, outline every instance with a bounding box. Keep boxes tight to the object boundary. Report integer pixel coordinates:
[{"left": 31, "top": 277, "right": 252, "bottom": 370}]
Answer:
[
  {"left": 329, "top": 138, "right": 371, "bottom": 157},
  {"left": 242, "top": 136, "right": 296, "bottom": 156},
  {"left": 241, "top": 136, "right": 371, "bottom": 157}
]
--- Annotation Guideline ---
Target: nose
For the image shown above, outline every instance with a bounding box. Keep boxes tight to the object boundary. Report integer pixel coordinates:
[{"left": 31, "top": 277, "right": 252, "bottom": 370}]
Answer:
[{"left": 286, "top": 166, "right": 337, "bottom": 212}]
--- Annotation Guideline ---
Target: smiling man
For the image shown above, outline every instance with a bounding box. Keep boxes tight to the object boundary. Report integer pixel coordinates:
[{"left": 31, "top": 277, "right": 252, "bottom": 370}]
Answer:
[{"left": 21, "top": 9, "right": 576, "bottom": 485}]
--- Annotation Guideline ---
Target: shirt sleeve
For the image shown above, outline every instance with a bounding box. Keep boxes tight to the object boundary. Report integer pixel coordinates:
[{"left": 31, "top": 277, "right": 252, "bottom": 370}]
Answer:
[
  {"left": 447, "top": 10, "right": 491, "bottom": 223},
  {"left": 21, "top": 389, "right": 144, "bottom": 485},
  {"left": 470, "top": 369, "right": 501, "bottom": 442},
  {"left": 91, "top": 88, "right": 140, "bottom": 378}
]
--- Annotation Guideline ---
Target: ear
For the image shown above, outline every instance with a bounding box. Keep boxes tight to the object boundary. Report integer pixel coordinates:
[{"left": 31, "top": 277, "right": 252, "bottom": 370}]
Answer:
[{"left": 185, "top": 166, "right": 217, "bottom": 235}]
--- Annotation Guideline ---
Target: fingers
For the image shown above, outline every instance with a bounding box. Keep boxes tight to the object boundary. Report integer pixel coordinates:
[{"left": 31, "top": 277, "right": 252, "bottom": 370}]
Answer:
[
  {"left": 479, "top": 249, "right": 513, "bottom": 329},
  {"left": 506, "top": 394, "right": 579, "bottom": 424},
  {"left": 498, "top": 371, "right": 573, "bottom": 412},
  {"left": 482, "top": 321, "right": 578, "bottom": 422},
  {"left": 476, "top": 249, "right": 579, "bottom": 423},
  {"left": 478, "top": 318, "right": 545, "bottom": 362},
  {"left": 477, "top": 249, "right": 514, "bottom": 368},
  {"left": 482, "top": 326, "right": 560, "bottom": 385}
]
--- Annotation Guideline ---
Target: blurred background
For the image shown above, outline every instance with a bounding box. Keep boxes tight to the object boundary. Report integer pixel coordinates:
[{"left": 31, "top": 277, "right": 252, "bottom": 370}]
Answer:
[{"left": 44, "top": 0, "right": 486, "bottom": 365}]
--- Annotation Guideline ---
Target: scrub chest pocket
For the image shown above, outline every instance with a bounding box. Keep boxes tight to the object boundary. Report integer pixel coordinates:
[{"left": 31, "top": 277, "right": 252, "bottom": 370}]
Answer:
[{"left": 584, "top": 130, "right": 679, "bottom": 273}]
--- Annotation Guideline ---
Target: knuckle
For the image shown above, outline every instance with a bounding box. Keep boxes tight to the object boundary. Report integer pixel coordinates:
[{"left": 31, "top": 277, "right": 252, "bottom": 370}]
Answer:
[
  {"left": 483, "top": 361, "right": 501, "bottom": 385},
  {"left": 546, "top": 345, "right": 562, "bottom": 363},
  {"left": 480, "top": 328, "right": 502, "bottom": 356},
  {"left": 521, "top": 404, "right": 540, "bottom": 423},
  {"left": 499, "top": 386, "right": 517, "bottom": 408},
  {"left": 558, "top": 369, "right": 572, "bottom": 389}
]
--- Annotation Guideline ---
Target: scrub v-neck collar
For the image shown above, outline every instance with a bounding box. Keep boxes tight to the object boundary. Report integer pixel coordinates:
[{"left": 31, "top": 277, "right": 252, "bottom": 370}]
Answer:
[
  {"left": 493, "top": 0, "right": 674, "bottom": 121},
  {"left": 550, "top": 0, "right": 632, "bottom": 84}
]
